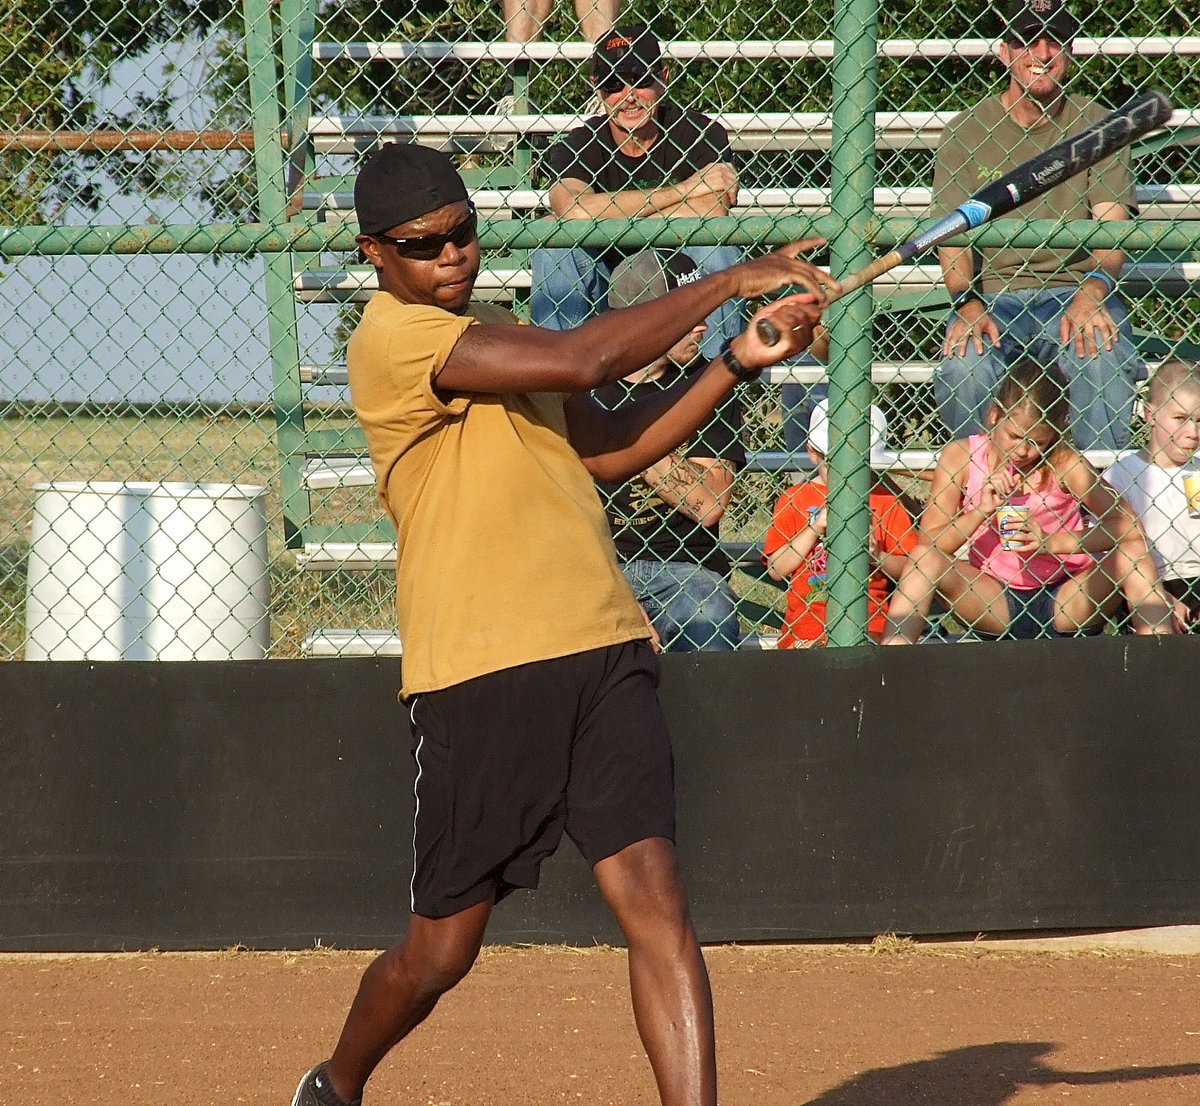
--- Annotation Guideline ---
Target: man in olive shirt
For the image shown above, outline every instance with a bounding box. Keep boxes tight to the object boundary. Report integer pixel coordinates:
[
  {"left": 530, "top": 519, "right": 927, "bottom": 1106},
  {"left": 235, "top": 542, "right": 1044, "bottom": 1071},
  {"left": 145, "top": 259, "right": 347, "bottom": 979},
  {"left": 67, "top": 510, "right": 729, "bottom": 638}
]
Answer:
[
  {"left": 289, "top": 141, "right": 836, "bottom": 1106},
  {"left": 933, "top": 0, "right": 1145, "bottom": 450}
]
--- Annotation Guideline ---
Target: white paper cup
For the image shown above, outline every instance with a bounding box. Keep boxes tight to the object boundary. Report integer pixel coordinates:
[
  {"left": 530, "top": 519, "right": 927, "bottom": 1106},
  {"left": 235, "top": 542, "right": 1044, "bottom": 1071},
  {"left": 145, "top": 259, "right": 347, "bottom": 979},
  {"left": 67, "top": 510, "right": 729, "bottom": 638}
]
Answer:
[{"left": 995, "top": 504, "right": 1030, "bottom": 551}]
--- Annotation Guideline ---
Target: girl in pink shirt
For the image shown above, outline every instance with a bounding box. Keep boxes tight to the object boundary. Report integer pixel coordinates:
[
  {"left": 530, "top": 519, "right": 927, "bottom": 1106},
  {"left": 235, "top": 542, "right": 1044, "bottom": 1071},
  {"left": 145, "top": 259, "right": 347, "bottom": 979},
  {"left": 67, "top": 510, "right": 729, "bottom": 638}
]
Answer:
[{"left": 883, "top": 359, "right": 1167, "bottom": 643}]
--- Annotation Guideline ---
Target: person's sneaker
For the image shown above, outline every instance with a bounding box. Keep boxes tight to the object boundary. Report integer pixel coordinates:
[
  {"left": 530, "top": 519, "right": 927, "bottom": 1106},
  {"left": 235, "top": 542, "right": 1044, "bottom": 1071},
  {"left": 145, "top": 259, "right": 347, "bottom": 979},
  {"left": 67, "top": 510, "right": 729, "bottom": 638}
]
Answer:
[{"left": 291, "top": 1062, "right": 361, "bottom": 1106}]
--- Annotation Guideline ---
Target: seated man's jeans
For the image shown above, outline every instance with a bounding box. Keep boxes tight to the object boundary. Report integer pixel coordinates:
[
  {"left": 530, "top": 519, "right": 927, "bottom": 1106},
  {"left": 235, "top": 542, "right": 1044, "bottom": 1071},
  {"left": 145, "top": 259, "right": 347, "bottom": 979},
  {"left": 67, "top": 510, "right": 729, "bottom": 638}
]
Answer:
[
  {"left": 935, "top": 288, "right": 1146, "bottom": 451},
  {"left": 622, "top": 559, "right": 742, "bottom": 652},
  {"left": 531, "top": 244, "right": 745, "bottom": 361}
]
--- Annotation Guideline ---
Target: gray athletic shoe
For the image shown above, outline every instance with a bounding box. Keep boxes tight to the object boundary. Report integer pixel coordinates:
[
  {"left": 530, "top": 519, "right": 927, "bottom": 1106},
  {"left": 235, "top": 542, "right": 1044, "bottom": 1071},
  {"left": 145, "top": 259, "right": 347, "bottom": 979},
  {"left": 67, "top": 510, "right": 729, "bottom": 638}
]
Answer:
[{"left": 292, "top": 1062, "right": 361, "bottom": 1106}]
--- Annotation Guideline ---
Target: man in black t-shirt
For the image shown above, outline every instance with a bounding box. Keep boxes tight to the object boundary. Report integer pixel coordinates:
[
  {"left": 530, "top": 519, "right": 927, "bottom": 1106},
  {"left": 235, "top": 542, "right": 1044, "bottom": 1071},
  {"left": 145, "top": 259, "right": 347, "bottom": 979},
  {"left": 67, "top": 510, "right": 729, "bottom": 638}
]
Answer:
[
  {"left": 532, "top": 25, "right": 744, "bottom": 361},
  {"left": 595, "top": 251, "right": 746, "bottom": 650}
]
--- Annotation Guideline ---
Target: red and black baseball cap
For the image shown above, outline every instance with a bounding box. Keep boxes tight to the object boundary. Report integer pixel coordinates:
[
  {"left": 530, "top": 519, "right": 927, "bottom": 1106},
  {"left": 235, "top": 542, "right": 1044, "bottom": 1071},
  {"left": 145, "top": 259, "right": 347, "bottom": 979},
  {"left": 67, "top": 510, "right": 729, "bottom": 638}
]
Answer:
[
  {"left": 1003, "top": 0, "right": 1079, "bottom": 45},
  {"left": 591, "top": 25, "right": 663, "bottom": 81}
]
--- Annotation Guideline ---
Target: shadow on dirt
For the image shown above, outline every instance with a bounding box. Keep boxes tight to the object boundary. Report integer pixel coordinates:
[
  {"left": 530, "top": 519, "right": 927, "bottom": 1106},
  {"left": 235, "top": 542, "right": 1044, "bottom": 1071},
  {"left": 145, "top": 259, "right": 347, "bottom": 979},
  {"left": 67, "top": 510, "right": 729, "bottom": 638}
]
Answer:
[{"left": 799, "top": 1041, "right": 1200, "bottom": 1105}]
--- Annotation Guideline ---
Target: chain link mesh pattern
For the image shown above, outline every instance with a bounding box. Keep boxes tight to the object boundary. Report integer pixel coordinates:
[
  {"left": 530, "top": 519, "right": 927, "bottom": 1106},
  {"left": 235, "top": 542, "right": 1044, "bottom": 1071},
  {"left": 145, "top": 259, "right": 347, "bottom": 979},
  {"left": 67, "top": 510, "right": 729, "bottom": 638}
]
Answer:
[{"left": 2, "top": 0, "right": 1198, "bottom": 658}]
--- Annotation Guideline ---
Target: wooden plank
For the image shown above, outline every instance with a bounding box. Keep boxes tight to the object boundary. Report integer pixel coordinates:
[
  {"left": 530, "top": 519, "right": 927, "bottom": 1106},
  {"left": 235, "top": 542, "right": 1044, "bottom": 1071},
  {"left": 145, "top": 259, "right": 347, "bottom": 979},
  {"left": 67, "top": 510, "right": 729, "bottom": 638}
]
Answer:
[
  {"left": 298, "top": 361, "right": 938, "bottom": 389},
  {"left": 300, "top": 629, "right": 402, "bottom": 656},
  {"left": 308, "top": 183, "right": 1200, "bottom": 220},
  {"left": 308, "top": 108, "right": 1200, "bottom": 155},
  {"left": 294, "top": 260, "right": 1200, "bottom": 304},
  {"left": 312, "top": 37, "right": 1200, "bottom": 62}
]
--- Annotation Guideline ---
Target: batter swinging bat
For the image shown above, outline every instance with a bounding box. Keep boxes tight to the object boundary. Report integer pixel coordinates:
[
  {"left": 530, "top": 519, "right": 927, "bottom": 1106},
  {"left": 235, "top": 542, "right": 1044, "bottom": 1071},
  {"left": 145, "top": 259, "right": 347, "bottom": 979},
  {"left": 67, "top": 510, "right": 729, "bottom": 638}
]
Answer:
[{"left": 757, "top": 88, "right": 1173, "bottom": 346}]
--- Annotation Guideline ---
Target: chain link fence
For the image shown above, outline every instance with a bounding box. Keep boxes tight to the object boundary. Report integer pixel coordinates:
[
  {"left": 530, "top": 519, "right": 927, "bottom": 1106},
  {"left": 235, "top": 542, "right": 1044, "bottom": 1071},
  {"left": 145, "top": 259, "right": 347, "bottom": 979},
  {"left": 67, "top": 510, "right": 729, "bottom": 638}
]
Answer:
[{"left": 1, "top": 0, "right": 1197, "bottom": 659}]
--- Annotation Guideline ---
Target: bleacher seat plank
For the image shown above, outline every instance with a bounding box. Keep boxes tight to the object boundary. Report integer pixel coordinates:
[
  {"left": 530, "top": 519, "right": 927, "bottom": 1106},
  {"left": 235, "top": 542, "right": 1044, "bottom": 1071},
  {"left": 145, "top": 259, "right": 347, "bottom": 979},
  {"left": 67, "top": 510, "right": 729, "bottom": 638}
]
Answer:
[
  {"left": 312, "top": 37, "right": 1200, "bottom": 63},
  {"left": 308, "top": 109, "right": 1199, "bottom": 157},
  {"left": 299, "top": 362, "right": 934, "bottom": 390},
  {"left": 301, "top": 629, "right": 402, "bottom": 656},
  {"left": 308, "top": 111, "right": 956, "bottom": 154},
  {"left": 296, "top": 542, "right": 396, "bottom": 570},
  {"left": 295, "top": 260, "right": 1199, "bottom": 305},
  {"left": 745, "top": 447, "right": 1128, "bottom": 475},
  {"left": 308, "top": 183, "right": 1200, "bottom": 221}
]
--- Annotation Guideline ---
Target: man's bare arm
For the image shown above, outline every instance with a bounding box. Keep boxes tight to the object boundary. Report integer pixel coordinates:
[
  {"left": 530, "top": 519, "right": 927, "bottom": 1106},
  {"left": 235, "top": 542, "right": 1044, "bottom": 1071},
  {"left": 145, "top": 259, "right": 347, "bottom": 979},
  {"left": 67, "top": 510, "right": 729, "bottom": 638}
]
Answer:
[
  {"left": 548, "top": 163, "right": 738, "bottom": 221},
  {"left": 642, "top": 455, "right": 735, "bottom": 527},
  {"left": 937, "top": 243, "right": 977, "bottom": 299},
  {"left": 435, "top": 245, "right": 837, "bottom": 397},
  {"left": 564, "top": 296, "right": 823, "bottom": 483},
  {"left": 1087, "top": 200, "right": 1129, "bottom": 283}
]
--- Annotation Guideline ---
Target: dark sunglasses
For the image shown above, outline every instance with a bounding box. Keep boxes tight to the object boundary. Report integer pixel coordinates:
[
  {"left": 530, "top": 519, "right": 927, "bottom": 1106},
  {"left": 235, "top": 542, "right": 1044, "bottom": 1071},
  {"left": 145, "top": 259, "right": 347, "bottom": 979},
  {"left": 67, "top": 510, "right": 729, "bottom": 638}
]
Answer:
[
  {"left": 372, "top": 205, "right": 478, "bottom": 260},
  {"left": 596, "top": 70, "right": 660, "bottom": 96}
]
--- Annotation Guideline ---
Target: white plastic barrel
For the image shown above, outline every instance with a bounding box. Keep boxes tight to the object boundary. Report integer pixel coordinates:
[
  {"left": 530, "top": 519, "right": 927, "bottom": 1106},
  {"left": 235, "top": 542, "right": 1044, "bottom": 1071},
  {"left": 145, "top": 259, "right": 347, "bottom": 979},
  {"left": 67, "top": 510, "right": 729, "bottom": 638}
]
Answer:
[{"left": 25, "top": 481, "right": 270, "bottom": 661}]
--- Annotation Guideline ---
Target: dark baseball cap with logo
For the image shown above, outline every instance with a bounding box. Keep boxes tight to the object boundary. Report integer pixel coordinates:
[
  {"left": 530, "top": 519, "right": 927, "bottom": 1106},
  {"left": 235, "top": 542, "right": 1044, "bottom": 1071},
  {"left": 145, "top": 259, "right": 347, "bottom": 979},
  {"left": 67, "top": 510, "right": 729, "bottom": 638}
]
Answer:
[
  {"left": 1003, "top": 0, "right": 1079, "bottom": 45},
  {"left": 607, "top": 250, "right": 701, "bottom": 309},
  {"left": 591, "top": 25, "right": 663, "bottom": 81},
  {"left": 353, "top": 142, "right": 468, "bottom": 236}
]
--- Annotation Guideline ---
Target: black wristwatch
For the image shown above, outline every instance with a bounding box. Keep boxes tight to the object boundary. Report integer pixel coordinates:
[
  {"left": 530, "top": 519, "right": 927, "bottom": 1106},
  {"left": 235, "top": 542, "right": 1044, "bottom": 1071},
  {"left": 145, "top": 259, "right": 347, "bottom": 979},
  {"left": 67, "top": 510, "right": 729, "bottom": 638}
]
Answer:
[
  {"left": 719, "top": 338, "right": 761, "bottom": 383},
  {"left": 951, "top": 287, "right": 985, "bottom": 314}
]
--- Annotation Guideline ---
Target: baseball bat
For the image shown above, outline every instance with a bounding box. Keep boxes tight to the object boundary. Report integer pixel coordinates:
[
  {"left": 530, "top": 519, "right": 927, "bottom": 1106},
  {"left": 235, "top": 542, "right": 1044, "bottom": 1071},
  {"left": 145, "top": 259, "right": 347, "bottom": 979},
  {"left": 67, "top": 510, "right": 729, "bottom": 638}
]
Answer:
[{"left": 757, "top": 88, "right": 1173, "bottom": 346}]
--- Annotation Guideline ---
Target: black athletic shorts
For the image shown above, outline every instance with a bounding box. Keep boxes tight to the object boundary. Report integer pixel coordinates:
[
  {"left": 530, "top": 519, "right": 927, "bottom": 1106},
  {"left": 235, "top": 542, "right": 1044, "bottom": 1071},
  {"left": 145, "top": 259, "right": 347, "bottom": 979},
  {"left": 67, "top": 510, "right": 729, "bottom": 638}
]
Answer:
[{"left": 405, "top": 640, "right": 675, "bottom": 919}]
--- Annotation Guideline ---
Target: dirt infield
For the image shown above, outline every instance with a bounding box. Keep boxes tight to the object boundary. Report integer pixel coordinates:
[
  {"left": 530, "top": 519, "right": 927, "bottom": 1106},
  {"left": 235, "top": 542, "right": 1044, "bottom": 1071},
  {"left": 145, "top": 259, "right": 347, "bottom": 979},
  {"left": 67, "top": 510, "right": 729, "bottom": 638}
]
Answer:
[{"left": 8, "top": 939, "right": 1200, "bottom": 1106}]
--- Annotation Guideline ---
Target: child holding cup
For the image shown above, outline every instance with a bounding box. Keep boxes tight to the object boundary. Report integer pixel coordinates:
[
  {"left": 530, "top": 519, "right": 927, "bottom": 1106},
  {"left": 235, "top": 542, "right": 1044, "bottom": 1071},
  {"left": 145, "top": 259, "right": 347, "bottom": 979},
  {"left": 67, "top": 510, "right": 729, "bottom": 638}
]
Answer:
[
  {"left": 1104, "top": 359, "right": 1200, "bottom": 630},
  {"left": 882, "top": 359, "right": 1174, "bottom": 643}
]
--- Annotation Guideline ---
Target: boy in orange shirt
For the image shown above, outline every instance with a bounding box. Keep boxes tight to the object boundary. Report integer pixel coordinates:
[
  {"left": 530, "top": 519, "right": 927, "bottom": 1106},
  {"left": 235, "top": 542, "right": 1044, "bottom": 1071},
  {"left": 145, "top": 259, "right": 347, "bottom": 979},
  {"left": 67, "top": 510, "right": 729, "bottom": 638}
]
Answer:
[{"left": 764, "top": 400, "right": 917, "bottom": 645}]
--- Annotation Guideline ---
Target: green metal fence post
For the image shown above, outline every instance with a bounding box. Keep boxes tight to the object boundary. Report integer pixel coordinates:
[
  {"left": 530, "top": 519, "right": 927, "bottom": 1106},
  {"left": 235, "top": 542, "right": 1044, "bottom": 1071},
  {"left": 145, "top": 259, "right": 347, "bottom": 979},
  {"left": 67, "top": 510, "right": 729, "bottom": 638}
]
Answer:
[
  {"left": 242, "top": 0, "right": 309, "bottom": 547},
  {"left": 280, "top": 0, "right": 317, "bottom": 210},
  {"left": 825, "top": 0, "right": 879, "bottom": 648}
]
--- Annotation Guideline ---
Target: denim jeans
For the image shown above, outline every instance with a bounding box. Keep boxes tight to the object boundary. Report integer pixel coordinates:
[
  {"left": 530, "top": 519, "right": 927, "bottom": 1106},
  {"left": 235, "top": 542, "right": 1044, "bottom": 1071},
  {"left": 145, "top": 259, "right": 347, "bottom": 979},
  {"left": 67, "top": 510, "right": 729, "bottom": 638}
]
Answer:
[
  {"left": 531, "top": 244, "right": 745, "bottom": 361},
  {"left": 622, "top": 559, "right": 741, "bottom": 652},
  {"left": 934, "top": 288, "right": 1146, "bottom": 451}
]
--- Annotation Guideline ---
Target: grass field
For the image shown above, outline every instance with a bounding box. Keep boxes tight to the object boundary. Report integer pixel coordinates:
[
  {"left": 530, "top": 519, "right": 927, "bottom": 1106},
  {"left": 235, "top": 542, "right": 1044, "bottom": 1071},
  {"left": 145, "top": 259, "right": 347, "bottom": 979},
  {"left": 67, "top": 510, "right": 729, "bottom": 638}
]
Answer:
[{"left": 3, "top": 409, "right": 870, "bottom": 659}]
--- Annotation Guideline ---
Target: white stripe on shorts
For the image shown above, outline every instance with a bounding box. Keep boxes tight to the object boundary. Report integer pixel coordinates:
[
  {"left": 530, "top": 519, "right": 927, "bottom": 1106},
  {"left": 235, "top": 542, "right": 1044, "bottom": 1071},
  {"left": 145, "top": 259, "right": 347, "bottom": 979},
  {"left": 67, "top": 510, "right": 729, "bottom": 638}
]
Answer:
[{"left": 408, "top": 696, "right": 423, "bottom": 914}]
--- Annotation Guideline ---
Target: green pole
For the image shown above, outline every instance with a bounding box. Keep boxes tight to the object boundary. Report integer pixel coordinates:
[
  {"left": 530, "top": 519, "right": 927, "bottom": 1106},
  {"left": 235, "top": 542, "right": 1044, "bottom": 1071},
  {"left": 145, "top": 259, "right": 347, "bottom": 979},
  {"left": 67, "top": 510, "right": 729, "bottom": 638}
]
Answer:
[
  {"left": 242, "top": 0, "right": 311, "bottom": 548},
  {"left": 824, "top": 0, "right": 879, "bottom": 648}
]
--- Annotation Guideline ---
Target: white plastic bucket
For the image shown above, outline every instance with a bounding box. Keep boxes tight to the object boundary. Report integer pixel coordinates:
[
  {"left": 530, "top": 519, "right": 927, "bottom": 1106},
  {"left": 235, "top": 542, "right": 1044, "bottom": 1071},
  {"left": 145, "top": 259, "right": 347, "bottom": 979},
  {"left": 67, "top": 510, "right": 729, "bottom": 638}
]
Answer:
[{"left": 25, "top": 481, "right": 270, "bottom": 661}]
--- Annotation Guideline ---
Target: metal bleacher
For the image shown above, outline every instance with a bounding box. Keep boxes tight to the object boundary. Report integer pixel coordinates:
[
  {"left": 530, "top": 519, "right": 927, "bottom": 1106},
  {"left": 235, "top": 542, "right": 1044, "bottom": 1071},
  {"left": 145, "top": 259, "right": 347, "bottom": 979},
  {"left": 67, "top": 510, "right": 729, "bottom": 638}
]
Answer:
[{"left": 241, "top": 4, "right": 1200, "bottom": 653}]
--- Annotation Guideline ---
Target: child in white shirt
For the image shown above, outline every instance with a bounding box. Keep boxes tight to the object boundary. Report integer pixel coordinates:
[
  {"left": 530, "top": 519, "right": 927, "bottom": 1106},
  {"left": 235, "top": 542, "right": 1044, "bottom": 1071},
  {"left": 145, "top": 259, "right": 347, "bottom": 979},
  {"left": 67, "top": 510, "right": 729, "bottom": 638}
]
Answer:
[{"left": 1105, "top": 359, "right": 1200, "bottom": 629}]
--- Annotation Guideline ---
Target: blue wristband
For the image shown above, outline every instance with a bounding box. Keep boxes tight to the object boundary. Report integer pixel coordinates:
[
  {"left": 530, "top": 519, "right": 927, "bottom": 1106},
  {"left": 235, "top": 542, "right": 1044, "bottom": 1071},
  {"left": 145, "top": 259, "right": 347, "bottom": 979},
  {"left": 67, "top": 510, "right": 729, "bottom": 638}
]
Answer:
[{"left": 1084, "top": 270, "right": 1116, "bottom": 294}]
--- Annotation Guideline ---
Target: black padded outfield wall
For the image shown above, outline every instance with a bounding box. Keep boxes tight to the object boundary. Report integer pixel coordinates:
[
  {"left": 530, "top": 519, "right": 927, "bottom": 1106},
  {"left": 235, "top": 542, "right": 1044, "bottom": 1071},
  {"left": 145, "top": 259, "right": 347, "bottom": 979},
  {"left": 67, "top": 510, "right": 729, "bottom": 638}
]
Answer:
[{"left": 2, "top": 636, "right": 1199, "bottom": 951}]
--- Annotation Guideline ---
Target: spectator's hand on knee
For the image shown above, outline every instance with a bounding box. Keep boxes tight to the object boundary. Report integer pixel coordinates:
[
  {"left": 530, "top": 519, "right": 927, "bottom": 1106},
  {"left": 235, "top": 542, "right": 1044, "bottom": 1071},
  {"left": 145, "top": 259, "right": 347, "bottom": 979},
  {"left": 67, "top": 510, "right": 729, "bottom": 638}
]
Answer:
[
  {"left": 1061, "top": 290, "right": 1118, "bottom": 358},
  {"left": 943, "top": 302, "right": 999, "bottom": 358}
]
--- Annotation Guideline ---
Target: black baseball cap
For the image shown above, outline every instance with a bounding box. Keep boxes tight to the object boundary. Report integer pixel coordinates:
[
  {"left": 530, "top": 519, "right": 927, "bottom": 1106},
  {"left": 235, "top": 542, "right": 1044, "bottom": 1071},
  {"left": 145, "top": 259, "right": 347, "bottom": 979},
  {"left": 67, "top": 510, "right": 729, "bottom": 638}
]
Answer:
[
  {"left": 1003, "top": 0, "right": 1079, "bottom": 45},
  {"left": 607, "top": 250, "right": 701, "bottom": 309},
  {"left": 353, "top": 142, "right": 469, "bottom": 236},
  {"left": 591, "top": 25, "right": 663, "bottom": 80}
]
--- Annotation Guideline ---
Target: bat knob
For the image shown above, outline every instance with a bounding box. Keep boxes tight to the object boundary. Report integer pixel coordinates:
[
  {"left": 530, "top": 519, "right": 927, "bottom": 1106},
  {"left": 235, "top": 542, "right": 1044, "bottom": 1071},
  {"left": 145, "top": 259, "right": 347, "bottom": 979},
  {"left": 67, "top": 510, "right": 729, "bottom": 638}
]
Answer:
[{"left": 756, "top": 319, "right": 782, "bottom": 346}]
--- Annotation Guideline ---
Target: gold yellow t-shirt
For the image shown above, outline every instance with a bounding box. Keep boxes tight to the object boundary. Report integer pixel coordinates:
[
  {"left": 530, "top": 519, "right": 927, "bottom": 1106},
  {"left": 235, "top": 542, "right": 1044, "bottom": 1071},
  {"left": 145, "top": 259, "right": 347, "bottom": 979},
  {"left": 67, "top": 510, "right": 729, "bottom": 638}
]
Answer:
[{"left": 347, "top": 293, "right": 649, "bottom": 696}]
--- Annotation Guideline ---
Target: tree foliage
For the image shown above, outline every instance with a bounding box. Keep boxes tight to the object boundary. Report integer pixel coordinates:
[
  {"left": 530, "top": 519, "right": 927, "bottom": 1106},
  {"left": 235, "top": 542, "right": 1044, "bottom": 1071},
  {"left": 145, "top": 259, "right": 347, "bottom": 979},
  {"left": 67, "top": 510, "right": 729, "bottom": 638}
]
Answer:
[
  {"left": 3, "top": 0, "right": 1198, "bottom": 226},
  {"left": 0, "top": 0, "right": 226, "bottom": 222}
]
